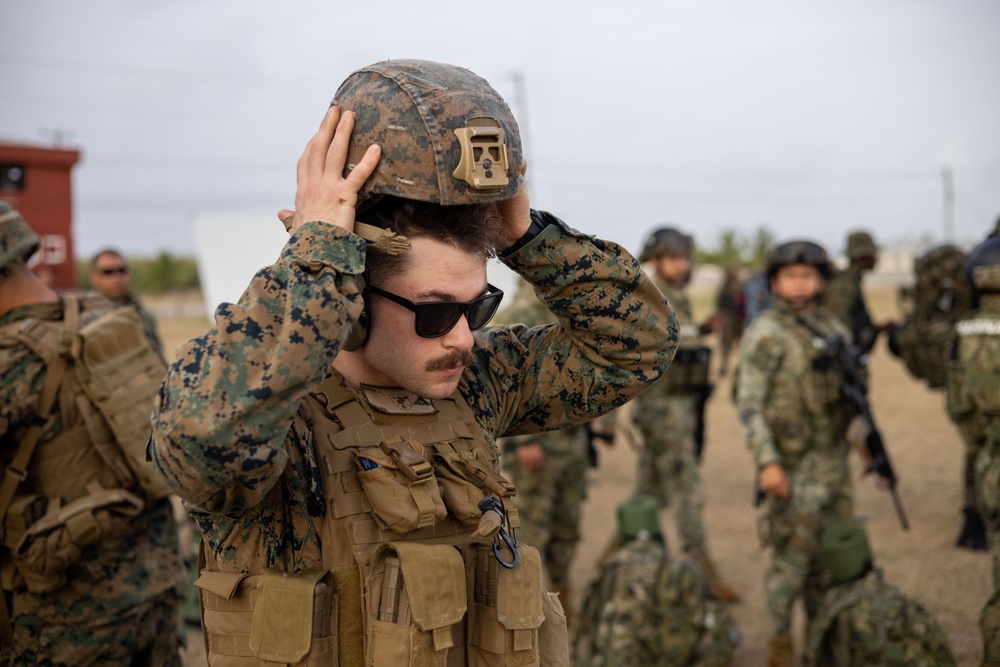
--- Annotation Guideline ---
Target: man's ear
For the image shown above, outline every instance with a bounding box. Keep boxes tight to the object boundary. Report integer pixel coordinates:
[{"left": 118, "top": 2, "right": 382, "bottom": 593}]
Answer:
[{"left": 343, "top": 273, "right": 371, "bottom": 352}]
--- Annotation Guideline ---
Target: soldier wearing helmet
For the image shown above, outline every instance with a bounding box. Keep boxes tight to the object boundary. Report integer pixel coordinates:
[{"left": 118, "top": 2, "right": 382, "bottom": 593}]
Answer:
[
  {"left": 632, "top": 226, "right": 739, "bottom": 603},
  {"left": 149, "top": 60, "right": 678, "bottom": 666},
  {"left": 736, "top": 239, "right": 877, "bottom": 667},
  {"left": 821, "top": 230, "right": 884, "bottom": 355},
  {"left": 0, "top": 201, "right": 185, "bottom": 665},
  {"left": 945, "top": 235, "right": 1000, "bottom": 666}
]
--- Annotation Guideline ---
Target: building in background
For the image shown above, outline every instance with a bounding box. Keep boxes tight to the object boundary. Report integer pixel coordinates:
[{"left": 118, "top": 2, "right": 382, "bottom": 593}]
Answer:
[{"left": 0, "top": 140, "right": 80, "bottom": 289}]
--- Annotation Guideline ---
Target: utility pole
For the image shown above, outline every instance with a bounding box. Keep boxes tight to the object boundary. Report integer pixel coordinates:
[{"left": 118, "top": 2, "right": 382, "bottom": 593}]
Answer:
[
  {"left": 942, "top": 166, "right": 955, "bottom": 242},
  {"left": 510, "top": 70, "right": 533, "bottom": 201}
]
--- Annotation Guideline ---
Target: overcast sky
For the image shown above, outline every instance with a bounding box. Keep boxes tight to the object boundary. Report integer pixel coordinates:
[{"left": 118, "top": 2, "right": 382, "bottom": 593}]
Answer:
[{"left": 3, "top": 0, "right": 999, "bottom": 261}]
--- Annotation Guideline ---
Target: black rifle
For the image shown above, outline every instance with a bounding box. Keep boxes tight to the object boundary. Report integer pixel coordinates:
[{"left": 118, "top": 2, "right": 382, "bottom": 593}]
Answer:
[
  {"left": 585, "top": 423, "right": 614, "bottom": 468},
  {"left": 693, "top": 383, "right": 715, "bottom": 464},
  {"left": 799, "top": 319, "right": 910, "bottom": 530}
]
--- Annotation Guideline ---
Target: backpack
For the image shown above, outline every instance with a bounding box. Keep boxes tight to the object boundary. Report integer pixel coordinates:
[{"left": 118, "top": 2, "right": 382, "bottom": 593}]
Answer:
[
  {"left": 804, "top": 573, "right": 956, "bottom": 667},
  {"left": 888, "top": 244, "right": 975, "bottom": 388},
  {"left": 0, "top": 293, "right": 171, "bottom": 502},
  {"left": 573, "top": 539, "right": 735, "bottom": 667}
]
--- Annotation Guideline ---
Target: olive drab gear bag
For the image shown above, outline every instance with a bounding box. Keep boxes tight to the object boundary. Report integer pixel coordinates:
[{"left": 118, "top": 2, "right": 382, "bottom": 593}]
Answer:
[
  {"left": 804, "top": 572, "right": 957, "bottom": 667},
  {"left": 888, "top": 244, "right": 975, "bottom": 389},
  {"left": 574, "top": 538, "right": 735, "bottom": 667}
]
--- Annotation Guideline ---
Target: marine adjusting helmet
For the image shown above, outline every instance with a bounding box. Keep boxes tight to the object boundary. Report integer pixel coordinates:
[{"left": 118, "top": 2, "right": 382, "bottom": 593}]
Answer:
[
  {"left": 766, "top": 239, "right": 832, "bottom": 281},
  {"left": 616, "top": 495, "right": 664, "bottom": 543},
  {"left": 0, "top": 200, "right": 40, "bottom": 272},
  {"left": 639, "top": 227, "right": 694, "bottom": 263},
  {"left": 819, "top": 519, "right": 873, "bottom": 584},
  {"left": 334, "top": 59, "right": 523, "bottom": 212},
  {"left": 967, "top": 235, "right": 1000, "bottom": 294}
]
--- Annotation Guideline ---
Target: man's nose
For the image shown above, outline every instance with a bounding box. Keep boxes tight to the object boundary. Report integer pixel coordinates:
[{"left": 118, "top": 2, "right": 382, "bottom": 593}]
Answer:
[{"left": 442, "top": 313, "right": 475, "bottom": 349}]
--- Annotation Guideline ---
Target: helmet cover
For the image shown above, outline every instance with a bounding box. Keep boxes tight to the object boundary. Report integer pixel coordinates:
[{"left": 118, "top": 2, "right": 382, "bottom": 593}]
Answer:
[{"left": 333, "top": 59, "right": 523, "bottom": 209}]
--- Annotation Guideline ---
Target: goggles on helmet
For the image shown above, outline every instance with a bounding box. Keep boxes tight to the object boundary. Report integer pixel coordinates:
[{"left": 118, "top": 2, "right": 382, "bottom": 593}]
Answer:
[
  {"left": 771, "top": 241, "right": 827, "bottom": 266},
  {"left": 370, "top": 283, "right": 504, "bottom": 338}
]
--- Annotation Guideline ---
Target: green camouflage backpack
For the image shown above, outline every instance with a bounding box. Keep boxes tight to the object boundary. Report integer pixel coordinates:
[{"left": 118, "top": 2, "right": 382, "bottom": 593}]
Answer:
[
  {"left": 573, "top": 537, "right": 735, "bottom": 667},
  {"left": 804, "top": 571, "right": 956, "bottom": 667},
  {"left": 887, "top": 244, "right": 975, "bottom": 388}
]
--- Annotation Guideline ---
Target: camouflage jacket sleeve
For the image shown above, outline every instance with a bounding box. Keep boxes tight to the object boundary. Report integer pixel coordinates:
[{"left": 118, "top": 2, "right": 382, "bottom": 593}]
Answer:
[
  {"left": 0, "top": 338, "right": 49, "bottom": 443},
  {"left": 821, "top": 269, "right": 856, "bottom": 326},
  {"left": 150, "top": 222, "right": 366, "bottom": 512},
  {"left": 735, "top": 314, "right": 784, "bottom": 467},
  {"left": 463, "top": 213, "right": 678, "bottom": 438}
]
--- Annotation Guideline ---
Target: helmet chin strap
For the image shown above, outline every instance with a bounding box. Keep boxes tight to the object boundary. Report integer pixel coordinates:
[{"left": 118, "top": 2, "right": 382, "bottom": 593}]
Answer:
[{"left": 280, "top": 216, "right": 411, "bottom": 256}]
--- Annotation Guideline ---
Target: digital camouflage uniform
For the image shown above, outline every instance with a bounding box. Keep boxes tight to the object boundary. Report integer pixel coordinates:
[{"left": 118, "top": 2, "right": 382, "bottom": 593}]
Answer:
[
  {"left": 498, "top": 280, "right": 588, "bottom": 596},
  {"left": 822, "top": 266, "right": 877, "bottom": 356},
  {"left": 715, "top": 270, "right": 745, "bottom": 376},
  {"left": 946, "top": 287, "right": 1000, "bottom": 665},
  {"left": 150, "top": 214, "right": 677, "bottom": 665},
  {"left": 736, "top": 299, "right": 856, "bottom": 638},
  {"left": 804, "top": 572, "right": 957, "bottom": 667},
  {"left": 634, "top": 277, "right": 710, "bottom": 560},
  {"left": 1, "top": 298, "right": 185, "bottom": 667},
  {"left": 821, "top": 232, "right": 879, "bottom": 356}
]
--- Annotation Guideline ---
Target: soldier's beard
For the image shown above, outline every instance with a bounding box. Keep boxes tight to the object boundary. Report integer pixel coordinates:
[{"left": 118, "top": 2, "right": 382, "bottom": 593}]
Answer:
[{"left": 426, "top": 350, "right": 475, "bottom": 372}]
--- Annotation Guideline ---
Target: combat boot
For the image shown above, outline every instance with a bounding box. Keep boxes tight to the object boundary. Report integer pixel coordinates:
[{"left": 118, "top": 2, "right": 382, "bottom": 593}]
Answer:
[
  {"left": 956, "top": 505, "right": 989, "bottom": 551},
  {"left": 768, "top": 634, "right": 794, "bottom": 667},
  {"left": 691, "top": 552, "right": 741, "bottom": 603}
]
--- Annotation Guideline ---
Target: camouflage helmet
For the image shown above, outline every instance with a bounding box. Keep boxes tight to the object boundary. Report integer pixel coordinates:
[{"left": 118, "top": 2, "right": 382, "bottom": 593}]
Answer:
[
  {"left": 0, "top": 200, "right": 40, "bottom": 270},
  {"left": 766, "top": 239, "right": 832, "bottom": 280},
  {"left": 616, "top": 495, "right": 663, "bottom": 542},
  {"left": 845, "top": 230, "right": 878, "bottom": 260},
  {"left": 967, "top": 235, "right": 1000, "bottom": 293},
  {"left": 819, "top": 520, "right": 873, "bottom": 584},
  {"left": 332, "top": 60, "right": 523, "bottom": 210},
  {"left": 639, "top": 227, "right": 694, "bottom": 262}
]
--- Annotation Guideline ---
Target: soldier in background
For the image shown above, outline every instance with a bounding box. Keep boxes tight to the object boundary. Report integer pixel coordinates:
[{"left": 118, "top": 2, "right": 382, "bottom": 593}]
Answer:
[
  {"left": 0, "top": 202, "right": 185, "bottom": 666},
  {"left": 633, "top": 227, "right": 739, "bottom": 603},
  {"left": 498, "top": 278, "right": 598, "bottom": 619},
  {"left": 804, "top": 520, "right": 956, "bottom": 666},
  {"left": 574, "top": 495, "right": 737, "bottom": 667},
  {"left": 149, "top": 60, "right": 677, "bottom": 666},
  {"left": 715, "top": 264, "right": 745, "bottom": 377},
  {"left": 89, "top": 248, "right": 165, "bottom": 357},
  {"left": 821, "top": 231, "right": 881, "bottom": 356},
  {"left": 945, "top": 235, "right": 1000, "bottom": 666},
  {"left": 736, "top": 240, "right": 872, "bottom": 667}
]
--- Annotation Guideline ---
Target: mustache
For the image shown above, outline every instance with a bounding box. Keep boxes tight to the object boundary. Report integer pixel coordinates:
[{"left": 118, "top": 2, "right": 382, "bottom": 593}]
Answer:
[{"left": 425, "top": 350, "right": 475, "bottom": 372}]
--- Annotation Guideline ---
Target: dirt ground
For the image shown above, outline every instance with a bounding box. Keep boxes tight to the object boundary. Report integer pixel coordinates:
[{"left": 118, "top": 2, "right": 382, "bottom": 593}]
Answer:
[{"left": 152, "top": 283, "right": 991, "bottom": 667}]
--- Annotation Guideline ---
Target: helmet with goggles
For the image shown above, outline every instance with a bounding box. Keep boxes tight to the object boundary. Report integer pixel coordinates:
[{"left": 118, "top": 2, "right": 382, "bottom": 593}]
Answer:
[{"left": 766, "top": 240, "right": 832, "bottom": 280}]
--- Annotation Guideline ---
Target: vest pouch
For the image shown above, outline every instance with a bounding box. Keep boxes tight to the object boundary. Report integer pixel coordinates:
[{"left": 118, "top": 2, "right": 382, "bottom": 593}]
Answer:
[
  {"left": 12, "top": 482, "right": 144, "bottom": 594},
  {"left": 355, "top": 437, "right": 447, "bottom": 534},
  {"left": 432, "top": 441, "right": 499, "bottom": 525},
  {"left": 805, "top": 354, "right": 844, "bottom": 413},
  {"left": 366, "top": 542, "right": 466, "bottom": 666},
  {"left": 467, "top": 543, "right": 546, "bottom": 667},
  {"left": 250, "top": 569, "right": 336, "bottom": 666},
  {"left": 196, "top": 571, "right": 338, "bottom": 667}
]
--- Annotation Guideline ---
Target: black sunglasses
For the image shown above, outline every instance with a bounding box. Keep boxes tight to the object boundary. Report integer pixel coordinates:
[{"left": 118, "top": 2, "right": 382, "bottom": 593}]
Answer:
[
  {"left": 98, "top": 266, "right": 128, "bottom": 276},
  {"left": 369, "top": 283, "right": 504, "bottom": 338}
]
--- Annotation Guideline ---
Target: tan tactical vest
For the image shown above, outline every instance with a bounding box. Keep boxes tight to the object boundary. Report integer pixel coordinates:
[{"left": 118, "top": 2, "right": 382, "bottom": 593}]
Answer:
[
  {"left": 0, "top": 294, "right": 169, "bottom": 594},
  {"left": 195, "top": 374, "right": 568, "bottom": 667}
]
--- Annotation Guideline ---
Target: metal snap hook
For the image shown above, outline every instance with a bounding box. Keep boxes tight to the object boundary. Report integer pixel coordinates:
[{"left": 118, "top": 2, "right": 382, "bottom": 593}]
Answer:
[{"left": 493, "top": 528, "right": 519, "bottom": 569}]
